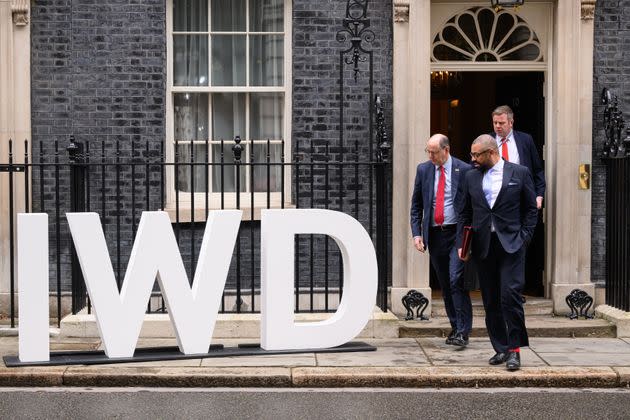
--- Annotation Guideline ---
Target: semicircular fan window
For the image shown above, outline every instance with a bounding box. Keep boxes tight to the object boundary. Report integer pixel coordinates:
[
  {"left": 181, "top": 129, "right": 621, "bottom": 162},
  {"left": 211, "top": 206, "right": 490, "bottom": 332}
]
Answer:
[{"left": 432, "top": 7, "right": 543, "bottom": 62}]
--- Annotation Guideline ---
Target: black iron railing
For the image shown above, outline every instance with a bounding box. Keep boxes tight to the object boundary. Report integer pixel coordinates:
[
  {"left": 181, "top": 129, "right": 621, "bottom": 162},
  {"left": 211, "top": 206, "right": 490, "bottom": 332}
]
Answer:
[
  {"left": 0, "top": 114, "right": 390, "bottom": 326},
  {"left": 602, "top": 88, "right": 630, "bottom": 311},
  {"left": 604, "top": 157, "right": 630, "bottom": 311}
]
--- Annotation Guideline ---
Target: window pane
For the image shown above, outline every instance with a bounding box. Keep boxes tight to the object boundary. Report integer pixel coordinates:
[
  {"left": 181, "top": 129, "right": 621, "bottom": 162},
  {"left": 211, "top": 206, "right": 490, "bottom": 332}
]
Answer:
[
  {"left": 249, "top": 0, "right": 283, "bottom": 32},
  {"left": 502, "top": 44, "right": 541, "bottom": 61},
  {"left": 176, "top": 144, "right": 208, "bottom": 193},
  {"left": 457, "top": 13, "right": 479, "bottom": 50},
  {"left": 250, "top": 35, "right": 283, "bottom": 86},
  {"left": 211, "top": 0, "right": 246, "bottom": 32},
  {"left": 174, "top": 93, "right": 209, "bottom": 141},
  {"left": 211, "top": 35, "right": 246, "bottom": 86},
  {"left": 173, "top": 35, "right": 209, "bottom": 86},
  {"left": 174, "top": 0, "right": 208, "bottom": 32},
  {"left": 212, "top": 93, "right": 246, "bottom": 140},
  {"left": 212, "top": 143, "right": 246, "bottom": 192},
  {"left": 253, "top": 142, "right": 282, "bottom": 193},
  {"left": 250, "top": 93, "right": 283, "bottom": 139}
]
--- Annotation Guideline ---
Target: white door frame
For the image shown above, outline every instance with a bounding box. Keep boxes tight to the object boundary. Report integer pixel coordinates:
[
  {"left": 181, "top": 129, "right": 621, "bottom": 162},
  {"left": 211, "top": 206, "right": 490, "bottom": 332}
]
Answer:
[{"left": 390, "top": 0, "right": 596, "bottom": 316}]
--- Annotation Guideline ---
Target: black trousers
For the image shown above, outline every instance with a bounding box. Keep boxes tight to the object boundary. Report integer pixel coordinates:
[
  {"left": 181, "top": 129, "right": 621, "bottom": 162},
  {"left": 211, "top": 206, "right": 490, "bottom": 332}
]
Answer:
[
  {"left": 474, "top": 233, "right": 529, "bottom": 352},
  {"left": 429, "top": 226, "right": 473, "bottom": 335}
]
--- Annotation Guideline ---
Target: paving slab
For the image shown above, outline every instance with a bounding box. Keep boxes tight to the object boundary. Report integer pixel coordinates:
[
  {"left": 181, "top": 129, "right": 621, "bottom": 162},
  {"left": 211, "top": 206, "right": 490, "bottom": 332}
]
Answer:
[
  {"left": 291, "top": 366, "right": 619, "bottom": 388},
  {"left": 316, "top": 340, "right": 429, "bottom": 367},
  {"left": 538, "top": 352, "right": 630, "bottom": 367},
  {"left": 528, "top": 337, "right": 630, "bottom": 353},
  {"left": 362, "top": 338, "right": 424, "bottom": 347},
  {"left": 50, "top": 342, "right": 101, "bottom": 352},
  {"left": 0, "top": 337, "right": 98, "bottom": 357},
  {"left": 0, "top": 337, "right": 19, "bottom": 357},
  {"left": 62, "top": 366, "right": 293, "bottom": 387},
  {"left": 417, "top": 338, "right": 547, "bottom": 367}
]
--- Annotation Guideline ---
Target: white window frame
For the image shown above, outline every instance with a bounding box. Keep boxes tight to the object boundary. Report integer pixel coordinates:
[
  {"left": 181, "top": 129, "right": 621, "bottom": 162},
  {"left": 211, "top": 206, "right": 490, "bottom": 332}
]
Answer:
[{"left": 165, "top": 0, "right": 292, "bottom": 215}]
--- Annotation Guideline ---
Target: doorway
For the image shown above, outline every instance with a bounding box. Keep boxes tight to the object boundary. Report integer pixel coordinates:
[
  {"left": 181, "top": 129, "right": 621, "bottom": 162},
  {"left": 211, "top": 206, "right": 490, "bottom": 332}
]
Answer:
[{"left": 429, "top": 71, "right": 546, "bottom": 297}]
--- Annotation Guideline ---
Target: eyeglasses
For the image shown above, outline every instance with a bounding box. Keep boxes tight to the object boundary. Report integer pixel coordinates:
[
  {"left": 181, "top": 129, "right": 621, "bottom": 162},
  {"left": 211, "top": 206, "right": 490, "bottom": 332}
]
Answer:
[
  {"left": 424, "top": 148, "right": 442, "bottom": 155},
  {"left": 470, "top": 149, "right": 491, "bottom": 158}
]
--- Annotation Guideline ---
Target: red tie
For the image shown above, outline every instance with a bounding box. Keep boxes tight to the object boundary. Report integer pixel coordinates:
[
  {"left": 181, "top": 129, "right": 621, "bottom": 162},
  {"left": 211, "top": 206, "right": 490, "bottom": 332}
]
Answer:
[
  {"left": 434, "top": 166, "right": 445, "bottom": 226},
  {"left": 501, "top": 137, "right": 509, "bottom": 161}
]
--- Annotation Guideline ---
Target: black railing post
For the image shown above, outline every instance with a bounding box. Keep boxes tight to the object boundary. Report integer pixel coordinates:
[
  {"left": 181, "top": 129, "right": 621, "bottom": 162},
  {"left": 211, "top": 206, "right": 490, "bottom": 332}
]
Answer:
[
  {"left": 233, "top": 136, "right": 243, "bottom": 313},
  {"left": 374, "top": 96, "right": 391, "bottom": 312},
  {"left": 8, "top": 140, "right": 15, "bottom": 327},
  {"left": 67, "top": 136, "right": 88, "bottom": 314}
]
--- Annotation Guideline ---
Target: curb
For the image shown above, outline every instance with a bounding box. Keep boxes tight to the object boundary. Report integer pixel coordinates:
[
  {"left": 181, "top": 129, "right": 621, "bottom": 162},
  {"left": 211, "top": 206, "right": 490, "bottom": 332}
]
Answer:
[{"left": 0, "top": 366, "right": 626, "bottom": 388}]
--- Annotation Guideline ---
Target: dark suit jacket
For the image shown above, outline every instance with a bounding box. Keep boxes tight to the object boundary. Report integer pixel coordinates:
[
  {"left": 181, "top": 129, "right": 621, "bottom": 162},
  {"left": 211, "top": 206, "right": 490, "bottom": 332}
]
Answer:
[
  {"left": 410, "top": 157, "right": 472, "bottom": 251},
  {"left": 457, "top": 161, "right": 538, "bottom": 259},
  {"left": 491, "top": 130, "right": 546, "bottom": 198}
]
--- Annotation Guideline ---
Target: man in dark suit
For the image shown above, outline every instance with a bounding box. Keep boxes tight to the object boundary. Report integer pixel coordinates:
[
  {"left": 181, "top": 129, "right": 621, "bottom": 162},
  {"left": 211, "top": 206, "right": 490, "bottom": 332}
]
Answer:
[
  {"left": 491, "top": 105, "right": 545, "bottom": 209},
  {"left": 457, "top": 134, "right": 538, "bottom": 371},
  {"left": 410, "top": 134, "right": 472, "bottom": 347}
]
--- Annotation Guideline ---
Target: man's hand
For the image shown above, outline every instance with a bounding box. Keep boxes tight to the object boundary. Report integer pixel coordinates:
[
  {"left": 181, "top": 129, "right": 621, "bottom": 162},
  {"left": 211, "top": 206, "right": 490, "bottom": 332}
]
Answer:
[
  {"left": 458, "top": 247, "right": 469, "bottom": 262},
  {"left": 414, "top": 236, "right": 425, "bottom": 253},
  {"left": 536, "top": 196, "right": 543, "bottom": 210}
]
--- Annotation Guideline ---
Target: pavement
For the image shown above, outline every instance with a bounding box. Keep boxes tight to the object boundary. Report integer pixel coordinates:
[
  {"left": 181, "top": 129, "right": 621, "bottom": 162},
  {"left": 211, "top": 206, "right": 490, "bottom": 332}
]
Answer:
[{"left": 2, "top": 329, "right": 630, "bottom": 388}]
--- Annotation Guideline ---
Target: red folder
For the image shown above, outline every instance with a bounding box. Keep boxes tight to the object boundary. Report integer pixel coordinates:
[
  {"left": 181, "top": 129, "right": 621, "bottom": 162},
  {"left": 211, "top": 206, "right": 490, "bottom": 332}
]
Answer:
[{"left": 461, "top": 226, "right": 473, "bottom": 257}]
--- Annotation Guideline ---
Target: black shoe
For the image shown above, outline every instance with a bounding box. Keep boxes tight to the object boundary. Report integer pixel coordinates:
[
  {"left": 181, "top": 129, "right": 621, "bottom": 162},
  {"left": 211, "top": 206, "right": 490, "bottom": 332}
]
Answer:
[
  {"left": 451, "top": 333, "right": 469, "bottom": 347},
  {"left": 506, "top": 352, "right": 521, "bottom": 371},
  {"left": 488, "top": 352, "right": 508, "bottom": 365},
  {"left": 445, "top": 329, "right": 457, "bottom": 345}
]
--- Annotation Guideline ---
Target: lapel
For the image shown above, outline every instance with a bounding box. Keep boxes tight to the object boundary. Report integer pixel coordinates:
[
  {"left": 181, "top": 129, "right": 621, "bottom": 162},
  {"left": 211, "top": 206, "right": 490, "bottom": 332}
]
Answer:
[
  {"left": 513, "top": 131, "right": 526, "bottom": 164},
  {"left": 494, "top": 161, "right": 514, "bottom": 206},
  {"left": 451, "top": 159, "right": 461, "bottom": 201},
  {"left": 426, "top": 163, "right": 435, "bottom": 204}
]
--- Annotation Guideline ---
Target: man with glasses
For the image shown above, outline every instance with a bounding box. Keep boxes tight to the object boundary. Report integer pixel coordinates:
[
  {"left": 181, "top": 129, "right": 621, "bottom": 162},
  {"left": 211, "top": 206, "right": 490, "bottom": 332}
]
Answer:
[
  {"left": 457, "top": 135, "right": 538, "bottom": 371},
  {"left": 410, "top": 134, "right": 472, "bottom": 348}
]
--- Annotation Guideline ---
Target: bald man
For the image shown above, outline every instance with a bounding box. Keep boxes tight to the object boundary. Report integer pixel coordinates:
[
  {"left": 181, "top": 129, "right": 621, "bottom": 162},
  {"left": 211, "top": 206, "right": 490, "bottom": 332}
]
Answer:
[
  {"left": 410, "top": 134, "right": 472, "bottom": 347},
  {"left": 457, "top": 134, "right": 538, "bottom": 371}
]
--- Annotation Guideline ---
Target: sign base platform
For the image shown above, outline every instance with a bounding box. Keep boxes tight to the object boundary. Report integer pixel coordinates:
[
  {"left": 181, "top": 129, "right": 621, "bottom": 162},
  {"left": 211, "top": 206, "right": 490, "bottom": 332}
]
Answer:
[{"left": 4, "top": 341, "right": 377, "bottom": 367}]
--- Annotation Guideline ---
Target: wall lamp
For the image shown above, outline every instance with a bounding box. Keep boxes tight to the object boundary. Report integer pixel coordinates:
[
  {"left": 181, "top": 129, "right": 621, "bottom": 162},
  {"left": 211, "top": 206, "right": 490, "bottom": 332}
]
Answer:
[{"left": 491, "top": 0, "right": 525, "bottom": 10}]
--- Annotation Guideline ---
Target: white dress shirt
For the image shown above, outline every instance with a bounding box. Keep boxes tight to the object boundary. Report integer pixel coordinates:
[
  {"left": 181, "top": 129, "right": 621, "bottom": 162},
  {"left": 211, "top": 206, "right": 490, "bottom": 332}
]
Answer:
[
  {"left": 495, "top": 131, "right": 520, "bottom": 165},
  {"left": 431, "top": 156, "right": 456, "bottom": 226},
  {"left": 482, "top": 158, "right": 504, "bottom": 232}
]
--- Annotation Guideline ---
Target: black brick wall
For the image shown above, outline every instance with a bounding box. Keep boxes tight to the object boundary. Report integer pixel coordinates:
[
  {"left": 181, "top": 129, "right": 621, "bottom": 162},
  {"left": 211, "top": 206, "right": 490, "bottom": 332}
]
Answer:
[
  {"left": 30, "top": 0, "right": 393, "bottom": 301},
  {"left": 31, "top": 0, "right": 166, "bottom": 291},
  {"left": 592, "top": 0, "right": 630, "bottom": 286},
  {"left": 291, "top": 0, "right": 393, "bottom": 290}
]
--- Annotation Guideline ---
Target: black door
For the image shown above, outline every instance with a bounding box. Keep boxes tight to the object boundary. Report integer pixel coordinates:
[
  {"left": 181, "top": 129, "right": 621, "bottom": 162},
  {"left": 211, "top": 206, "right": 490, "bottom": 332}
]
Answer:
[
  {"left": 430, "top": 71, "right": 546, "bottom": 296},
  {"left": 495, "top": 73, "right": 545, "bottom": 296}
]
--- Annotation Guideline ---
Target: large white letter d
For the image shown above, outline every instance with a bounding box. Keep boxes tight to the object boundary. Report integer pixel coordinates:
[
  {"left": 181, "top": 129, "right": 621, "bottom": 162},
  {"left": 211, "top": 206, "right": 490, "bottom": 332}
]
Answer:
[{"left": 260, "top": 209, "right": 377, "bottom": 350}]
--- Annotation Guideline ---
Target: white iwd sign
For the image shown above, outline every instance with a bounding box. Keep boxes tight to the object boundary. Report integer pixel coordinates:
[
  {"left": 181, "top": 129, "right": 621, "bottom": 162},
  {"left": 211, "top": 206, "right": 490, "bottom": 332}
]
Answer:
[{"left": 17, "top": 209, "right": 378, "bottom": 362}]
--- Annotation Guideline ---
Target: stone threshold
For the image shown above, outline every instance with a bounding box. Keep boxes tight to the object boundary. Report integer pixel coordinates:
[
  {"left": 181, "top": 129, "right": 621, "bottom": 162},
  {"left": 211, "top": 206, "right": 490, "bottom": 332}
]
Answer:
[
  {"left": 399, "top": 316, "right": 616, "bottom": 338},
  {"left": 0, "top": 365, "right": 628, "bottom": 388}
]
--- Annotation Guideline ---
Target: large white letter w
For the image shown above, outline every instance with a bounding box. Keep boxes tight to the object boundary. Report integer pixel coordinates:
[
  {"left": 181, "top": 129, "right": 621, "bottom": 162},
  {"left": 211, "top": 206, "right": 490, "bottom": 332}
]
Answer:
[{"left": 67, "top": 211, "right": 241, "bottom": 358}]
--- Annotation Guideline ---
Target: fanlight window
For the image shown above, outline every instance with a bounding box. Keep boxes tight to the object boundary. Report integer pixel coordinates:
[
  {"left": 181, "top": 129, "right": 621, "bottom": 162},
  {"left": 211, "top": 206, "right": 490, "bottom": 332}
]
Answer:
[{"left": 432, "top": 6, "right": 543, "bottom": 62}]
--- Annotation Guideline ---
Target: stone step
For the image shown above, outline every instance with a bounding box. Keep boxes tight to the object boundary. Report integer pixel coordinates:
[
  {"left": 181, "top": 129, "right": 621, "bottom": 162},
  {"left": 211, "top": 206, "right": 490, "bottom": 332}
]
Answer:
[
  {"left": 399, "top": 315, "right": 616, "bottom": 338},
  {"left": 60, "top": 308, "right": 401, "bottom": 339},
  {"left": 430, "top": 297, "right": 553, "bottom": 317}
]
